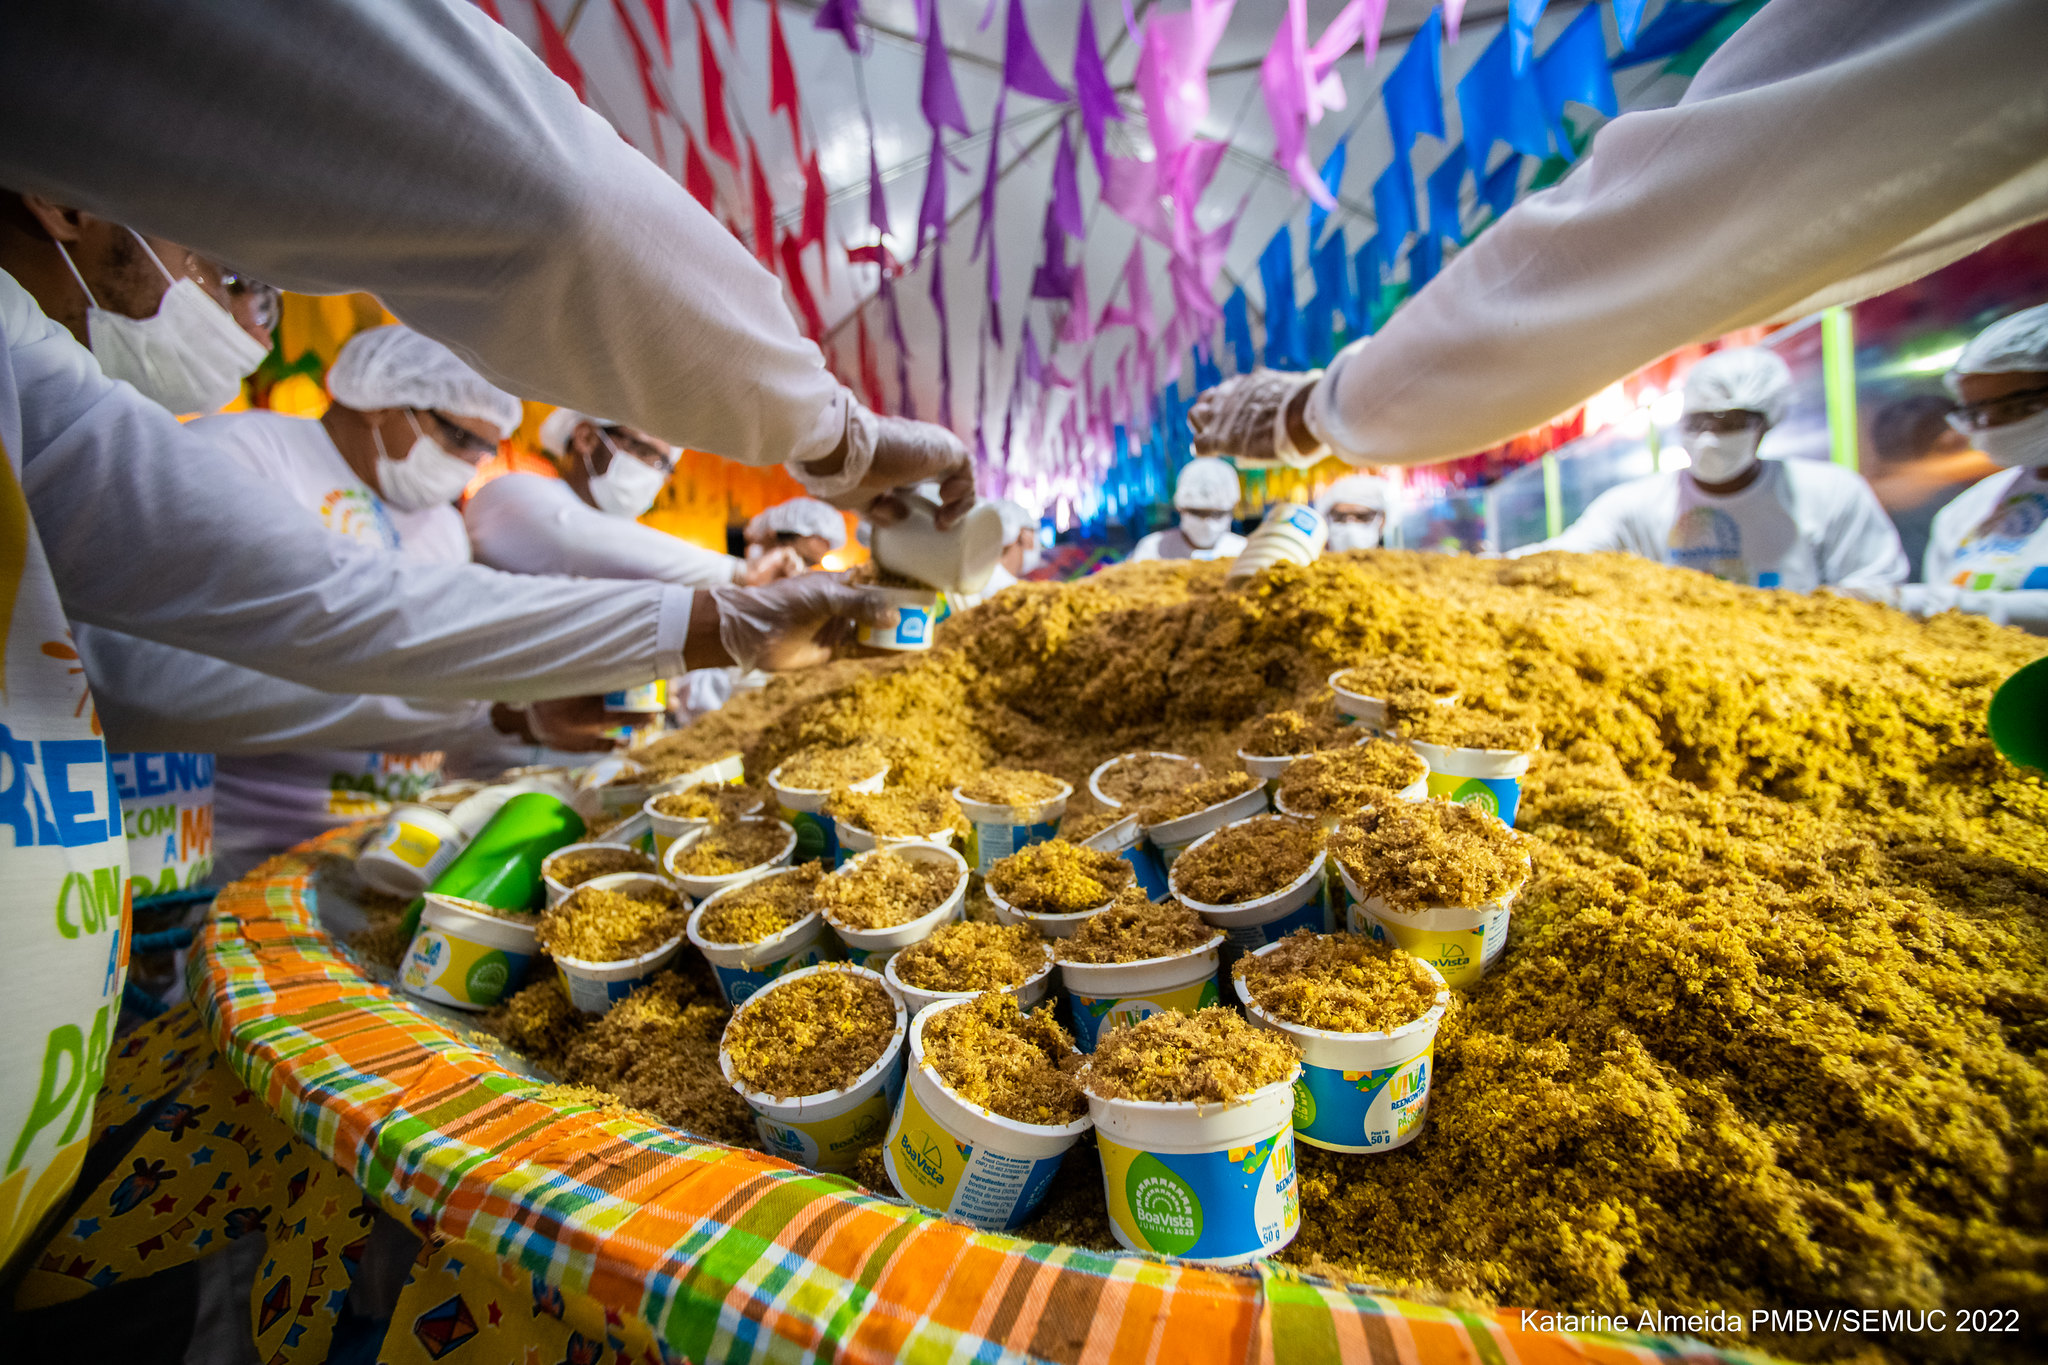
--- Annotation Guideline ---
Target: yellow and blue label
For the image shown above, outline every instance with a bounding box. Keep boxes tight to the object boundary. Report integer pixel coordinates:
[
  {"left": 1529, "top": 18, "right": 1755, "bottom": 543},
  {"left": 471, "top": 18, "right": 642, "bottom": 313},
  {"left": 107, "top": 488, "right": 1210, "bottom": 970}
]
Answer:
[
  {"left": 1068, "top": 975, "right": 1219, "bottom": 1052},
  {"left": 965, "top": 818, "right": 1059, "bottom": 875},
  {"left": 709, "top": 941, "right": 829, "bottom": 1007},
  {"left": 1423, "top": 771, "right": 1522, "bottom": 825},
  {"left": 882, "top": 1080, "right": 1066, "bottom": 1231},
  {"left": 750, "top": 1068, "right": 901, "bottom": 1174},
  {"left": 1292, "top": 1047, "right": 1433, "bottom": 1152},
  {"left": 1098, "top": 1124, "right": 1297, "bottom": 1262},
  {"left": 400, "top": 928, "right": 531, "bottom": 1010}
]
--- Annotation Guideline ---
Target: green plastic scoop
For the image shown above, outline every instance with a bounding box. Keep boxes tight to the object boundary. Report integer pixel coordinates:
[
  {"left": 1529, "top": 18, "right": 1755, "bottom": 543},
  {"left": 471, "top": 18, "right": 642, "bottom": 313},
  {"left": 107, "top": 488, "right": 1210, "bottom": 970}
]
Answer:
[{"left": 1989, "top": 655, "right": 2048, "bottom": 773}]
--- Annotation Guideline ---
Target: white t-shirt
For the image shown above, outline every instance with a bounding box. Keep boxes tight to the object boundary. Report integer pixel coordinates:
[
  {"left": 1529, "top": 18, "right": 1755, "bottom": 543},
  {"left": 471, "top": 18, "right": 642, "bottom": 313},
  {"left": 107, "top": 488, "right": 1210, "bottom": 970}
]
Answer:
[
  {"left": 1128, "top": 527, "right": 1249, "bottom": 562},
  {"left": 1882, "top": 466, "right": 2048, "bottom": 633},
  {"left": 463, "top": 470, "right": 742, "bottom": 586},
  {"left": 1544, "top": 460, "right": 1908, "bottom": 592},
  {"left": 193, "top": 410, "right": 467, "bottom": 880}
]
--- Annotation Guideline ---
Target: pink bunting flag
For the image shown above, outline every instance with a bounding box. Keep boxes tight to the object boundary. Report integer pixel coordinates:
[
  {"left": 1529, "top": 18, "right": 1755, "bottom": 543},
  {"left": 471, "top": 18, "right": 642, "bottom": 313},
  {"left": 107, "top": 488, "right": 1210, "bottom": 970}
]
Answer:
[
  {"left": 713, "top": 0, "right": 732, "bottom": 39},
  {"left": 778, "top": 232, "right": 825, "bottom": 338},
  {"left": 768, "top": 0, "right": 803, "bottom": 157},
  {"left": 1100, "top": 156, "right": 1171, "bottom": 243},
  {"left": 533, "top": 0, "right": 586, "bottom": 101},
  {"left": 813, "top": 0, "right": 863, "bottom": 52},
  {"left": 1049, "top": 122, "right": 1085, "bottom": 238},
  {"left": 613, "top": 0, "right": 669, "bottom": 162},
  {"left": 1059, "top": 272, "right": 1095, "bottom": 346},
  {"left": 746, "top": 136, "right": 776, "bottom": 265},
  {"left": 683, "top": 126, "right": 717, "bottom": 213},
  {"left": 643, "top": 0, "right": 672, "bottom": 64},
  {"left": 1123, "top": 245, "right": 1157, "bottom": 349},
  {"left": 1263, "top": 0, "right": 1390, "bottom": 206},
  {"left": 857, "top": 309, "right": 885, "bottom": 412},
  {"left": 1441, "top": 0, "right": 1467, "bottom": 44},
  {"left": 1134, "top": 0, "right": 1234, "bottom": 181}
]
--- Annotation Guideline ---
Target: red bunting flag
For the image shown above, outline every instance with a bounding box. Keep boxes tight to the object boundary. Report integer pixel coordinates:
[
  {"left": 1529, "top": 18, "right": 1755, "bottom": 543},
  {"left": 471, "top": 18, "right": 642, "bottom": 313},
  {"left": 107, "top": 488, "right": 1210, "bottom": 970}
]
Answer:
[
  {"left": 768, "top": 0, "right": 803, "bottom": 158},
  {"left": 747, "top": 135, "right": 776, "bottom": 264},
  {"left": 694, "top": 1, "right": 738, "bottom": 166},
  {"left": 470, "top": 0, "right": 504, "bottom": 22},
  {"left": 713, "top": 0, "right": 732, "bottom": 39},
  {"left": 779, "top": 233, "right": 825, "bottom": 338},
  {"left": 612, "top": 0, "right": 669, "bottom": 162},
  {"left": 531, "top": 0, "right": 585, "bottom": 101},
  {"left": 642, "top": 0, "right": 671, "bottom": 64},
  {"left": 800, "top": 150, "right": 829, "bottom": 283},
  {"left": 683, "top": 126, "right": 717, "bottom": 213},
  {"left": 857, "top": 311, "right": 885, "bottom": 412}
]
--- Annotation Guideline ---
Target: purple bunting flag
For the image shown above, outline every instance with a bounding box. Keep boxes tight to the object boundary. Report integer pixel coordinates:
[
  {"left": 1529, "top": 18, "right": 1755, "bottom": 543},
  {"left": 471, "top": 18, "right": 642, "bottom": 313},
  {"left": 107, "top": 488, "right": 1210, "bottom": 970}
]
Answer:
[
  {"left": 920, "top": 0, "right": 969, "bottom": 136},
  {"left": 1050, "top": 122, "right": 1085, "bottom": 237},
  {"left": 1002, "top": 0, "right": 1070, "bottom": 101},
  {"left": 1073, "top": 4, "right": 1121, "bottom": 176},
  {"left": 813, "top": 0, "right": 863, "bottom": 48}
]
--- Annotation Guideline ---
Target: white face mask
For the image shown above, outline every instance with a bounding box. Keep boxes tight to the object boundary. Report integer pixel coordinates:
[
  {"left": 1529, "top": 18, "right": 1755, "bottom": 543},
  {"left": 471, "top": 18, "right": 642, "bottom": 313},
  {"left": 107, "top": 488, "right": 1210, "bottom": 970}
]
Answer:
[
  {"left": 1684, "top": 429, "right": 1761, "bottom": 485},
  {"left": 1974, "top": 407, "right": 2048, "bottom": 468},
  {"left": 1327, "top": 521, "right": 1382, "bottom": 553},
  {"left": 57, "top": 230, "right": 266, "bottom": 415},
  {"left": 372, "top": 411, "right": 476, "bottom": 512},
  {"left": 1020, "top": 544, "right": 1044, "bottom": 574},
  {"left": 585, "top": 434, "right": 668, "bottom": 518},
  {"left": 1180, "top": 510, "right": 1231, "bottom": 551}
]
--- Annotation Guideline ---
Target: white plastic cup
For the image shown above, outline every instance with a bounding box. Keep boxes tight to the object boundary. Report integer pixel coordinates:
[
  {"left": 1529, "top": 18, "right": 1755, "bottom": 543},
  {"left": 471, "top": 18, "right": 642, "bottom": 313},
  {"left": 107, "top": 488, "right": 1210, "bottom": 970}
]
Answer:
[
  {"left": 952, "top": 780, "right": 1071, "bottom": 875},
  {"left": 820, "top": 840, "right": 970, "bottom": 970},
  {"left": 603, "top": 680, "right": 668, "bottom": 713},
  {"left": 1224, "top": 502, "right": 1328, "bottom": 583},
  {"left": 983, "top": 879, "right": 1117, "bottom": 940},
  {"left": 1086, "top": 752, "right": 1202, "bottom": 810},
  {"left": 768, "top": 761, "right": 888, "bottom": 868},
  {"left": 419, "top": 780, "right": 487, "bottom": 813},
  {"left": 1405, "top": 740, "right": 1535, "bottom": 826},
  {"left": 642, "top": 789, "right": 767, "bottom": 862},
  {"left": 1087, "top": 1072, "right": 1301, "bottom": 1264},
  {"left": 1170, "top": 816, "right": 1332, "bottom": 953},
  {"left": 881, "top": 942, "right": 1056, "bottom": 1019},
  {"left": 1327, "top": 668, "right": 1460, "bottom": 737},
  {"left": 1057, "top": 934, "right": 1225, "bottom": 1053},
  {"left": 1233, "top": 942, "right": 1449, "bottom": 1153},
  {"left": 1077, "top": 812, "right": 1170, "bottom": 900},
  {"left": 869, "top": 489, "right": 1006, "bottom": 595},
  {"left": 399, "top": 894, "right": 538, "bottom": 1011},
  {"left": 545, "top": 872, "right": 689, "bottom": 1013},
  {"left": 1139, "top": 782, "right": 1270, "bottom": 870},
  {"left": 834, "top": 818, "right": 958, "bottom": 858},
  {"left": 1236, "top": 750, "right": 1302, "bottom": 802},
  {"left": 356, "top": 803, "right": 466, "bottom": 897},
  {"left": 882, "top": 996, "right": 1091, "bottom": 1230},
  {"left": 661, "top": 819, "right": 799, "bottom": 900},
  {"left": 719, "top": 964, "right": 908, "bottom": 1173},
  {"left": 642, "top": 751, "right": 746, "bottom": 793},
  {"left": 856, "top": 587, "right": 943, "bottom": 652},
  {"left": 1336, "top": 856, "right": 1521, "bottom": 990},
  {"left": 687, "top": 873, "right": 840, "bottom": 1008},
  {"left": 593, "top": 810, "right": 654, "bottom": 851},
  {"left": 540, "top": 841, "right": 660, "bottom": 907},
  {"left": 1271, "top": 763, "right": 1429, "bottom": 835}
]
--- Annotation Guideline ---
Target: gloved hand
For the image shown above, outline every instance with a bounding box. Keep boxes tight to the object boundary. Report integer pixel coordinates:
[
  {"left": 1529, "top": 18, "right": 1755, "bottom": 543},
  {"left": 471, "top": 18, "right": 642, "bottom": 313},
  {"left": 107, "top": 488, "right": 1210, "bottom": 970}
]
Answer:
[
  {"left": 788, "top": 396, "right": 976, "bottom": 529},
  {"left": 489, "top": 698, "right": 621, "bottom": 752},
  {"left": 708, "top": 572, "right": 899, "bottom": 672},
  {"left": 1189, "top": 369, "right": 1325, "bottom": 467},
  {"left": 737, "top": 545, "right": 806, "bottom": 587}
]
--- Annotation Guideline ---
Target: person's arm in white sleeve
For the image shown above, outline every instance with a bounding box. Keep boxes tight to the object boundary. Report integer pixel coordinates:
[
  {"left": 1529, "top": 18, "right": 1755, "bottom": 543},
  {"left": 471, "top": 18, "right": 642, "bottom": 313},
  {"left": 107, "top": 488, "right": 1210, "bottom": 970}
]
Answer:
[
  {"left": 75, "top": 625, "right": 503, "bottom": 754},
  {"left": 465, "top": 476, "right": 744, "bottom": 587},
  {"left": 1517, "top": 485, "right": 1638, "bottom": 557},
  {"left": 0, "top": 0, "right": 843, "bottom": 470},
  {"left": 1880, "top": 585, "right": 2048, "bottom": 634},
  {"left": 1303, "top": 0, "right": 2048, "bottom": 465},
  {"left": 1818, "top": 474, "right": 1910, "bottom": 590}
]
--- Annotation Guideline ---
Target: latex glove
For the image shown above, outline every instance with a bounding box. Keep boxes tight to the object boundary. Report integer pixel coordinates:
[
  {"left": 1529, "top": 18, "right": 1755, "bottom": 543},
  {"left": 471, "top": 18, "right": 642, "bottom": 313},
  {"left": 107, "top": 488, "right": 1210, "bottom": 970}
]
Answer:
[
  {"left": 738, "top": 545, "right": 806, "bottom": 587},
  {"left": 1189, "top": 369, "right": 1325, "bottom": 467},
  {"left": 709, "top": 572, "right": 899, "bottom": 672},
  {"left": 789, "top": 398, "right": 975, "bottom": 529}
]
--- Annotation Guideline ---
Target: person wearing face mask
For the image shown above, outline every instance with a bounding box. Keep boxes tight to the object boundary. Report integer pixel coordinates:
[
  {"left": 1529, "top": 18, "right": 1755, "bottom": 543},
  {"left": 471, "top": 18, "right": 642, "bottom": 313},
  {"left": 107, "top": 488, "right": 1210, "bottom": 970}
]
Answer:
[
  {"left": 1851, "top": 305, "right": 2048, "bottom": 634},
  {"left": 1315, "top": 475, "right": 1390, "bottom": 554},
  {"left": 1528, "top": 348, "right": 1906, "bottom": 593},
  {"left": 190, "top": 323, "right": 522, "bottom": 880},
  {"left": 465, "top": 408, "right": 800, "bottom": 587},
  {"left": 0, "top": 191, "right": 270, "bottom": 412},
  {"left": 1129, "top": 457, "right": 1248, "bottom": 562},
  {"left": 743, "top": 496, "right": 847, "bottom": 570}
]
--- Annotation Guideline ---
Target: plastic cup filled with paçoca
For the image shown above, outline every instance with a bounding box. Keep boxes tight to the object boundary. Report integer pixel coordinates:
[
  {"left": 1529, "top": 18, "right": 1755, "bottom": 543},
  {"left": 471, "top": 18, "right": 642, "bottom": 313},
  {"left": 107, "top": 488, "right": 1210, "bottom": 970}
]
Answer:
[
  {"left": 1053, "top": 890, "right": 1225, "bottom": 1053},
  {"left": 687, "top": 861, "right": 839, "bottom": 1007},
  {"left": 535, "top": 870, "right": 690, "bottom": 1014},
  {"left": 814, "top": 840, "right": 969, "bottom": 970},
  {"left": 951, "top": 767, "right": 1071, "bottom": 874},
  {"left": 766, "top": 742, "right": 890, "bottom": 867}
]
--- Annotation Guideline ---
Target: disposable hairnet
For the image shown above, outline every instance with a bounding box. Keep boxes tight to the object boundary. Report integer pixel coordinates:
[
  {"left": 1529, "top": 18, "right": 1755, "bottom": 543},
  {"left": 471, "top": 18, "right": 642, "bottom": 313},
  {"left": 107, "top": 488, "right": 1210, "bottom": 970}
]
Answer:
[
  {"left": 746, "top": 497, "right": 846, "bottom": 549},
  {"left": 538, "top": 407, "right": 602, "bottom": 456},
  {"left": 1948, "top": 303, "right": 2048, "bottom": 395},
  {"left": 1314, "top": 474, "right": 1388, "bottom": 515},
  {"left": 988, "top": 498, "right": 1038, "bottom": 543},
  {"left": 1173, "top": 456, "right": 1241, "bottom": 511},
  {"left": 326, "top": 324, "right": 523, "bottom": 438},
  {"left": 1682, "top": 347, "right": 1794, "bottom": 427}
]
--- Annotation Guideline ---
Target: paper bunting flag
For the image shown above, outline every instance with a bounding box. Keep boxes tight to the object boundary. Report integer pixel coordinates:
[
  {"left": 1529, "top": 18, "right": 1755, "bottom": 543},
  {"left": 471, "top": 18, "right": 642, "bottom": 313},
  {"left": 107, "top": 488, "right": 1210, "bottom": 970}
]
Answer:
[
  {"left": 768, "top": 0, "right": 802, "bottom": 156},
  {"left": 1509, "top": 0, "right": 1551, "bottom": 74},
  {"left": 1307, "top": 141, "right": 1347, "bottom": 245},
  {"left": 746, "top": 135, "right": 775, "bottom": 263},
  {"left": 931, "top": 247, "right": 953, "bottom": 428},
  {"left": 614, "top": 0, "right": 669, "bottom": 162},
  {"left": 856, "top": 310, "right": 885, "bottom": 411},
  {"left": 973, "top": 93, "right": 1007, "bottom": 261},
  {"left": 683, "top": 126, "right": 716, "bottom": 212},
  {"left": 1073, "top": 3, "right": 1121, "bottom": 176},
  {"left": 1372, "top": 158, "right": 1417, "bottom": 254},
  {"left": 1481, "top": 152, "right": 1524, "bottom": 219},
  {"left": 1002, "top": 0, "right": 1069, "bottom": 101},
  {"left": 533, "top": 0, "right": 586, "bottom": 101},
  {"left": 1100, "top": 155, "right": 1171, "bottom": 243},
  {"left": 916, "top": 131, "right": 949, "bottom": 257},
  {"left": 1031, "top": 202, "right": 1075, "bottom": 301},
  {"left": 694, "top": 2, "right": 738, "bottom": 165},
  {"left": 881, "top": 271, "right": 915, "bottom": 418},
  {"left": 1442, "top": 0, "right": 1468, "bottom": 43},
  {"left": 813, "top": 0, "right": 862, "bottom": 52},
  {"left": 920, "top": 0, "right": 970, "bottom": 137},
  {"left": 643, "top": 0, "right": 671, "bottom": 63},
  {"left": 1426, "top": 144, "right": 1469, "bottom": 246},
  {"left": 1383, "top": 9, "right": 1446, "bottom": 164},
  {"left": 780, "top": 233, "right": 825, "bottom": 337},
  {"left": 1459, "top": 21, "right": 1553, "bottom": 165},
  {"left": 713, "top": 0, "right": 732, "bottom": 38},
  {"left": 1258, "top": 226, "right": 1301, "bottom": 369},
  {"left": 1059, "top": 271, "right": 1094, "bottom": 346},
  {"left": 1223, "top": 287, "right": 1255, "bottom": 373},
  {"left": 1049, "top": 122, "right": 1085, "bottom": 237},
  {"left": 1134, "top": 0, "right": 1232, "bottom": 180},
  {"left": 1535, "top": 3, "right": 1618, "bottom": 157}
]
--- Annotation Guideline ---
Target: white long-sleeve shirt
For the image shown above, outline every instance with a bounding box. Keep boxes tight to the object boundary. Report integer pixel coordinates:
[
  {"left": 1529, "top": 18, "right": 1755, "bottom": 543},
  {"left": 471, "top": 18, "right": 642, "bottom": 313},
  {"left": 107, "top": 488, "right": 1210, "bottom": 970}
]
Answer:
[
  {"left": 1540, "top": 460, "right": 1908, "bottom": 592},
  {"left": 0, "top": 0, "right": 847, "bottom": 472},
  {"left": 1877, "top": 466, "right": 2048, "bottom": 633},
  {"left": 464, "top": 472, "right": 744, "bottom": 587},
  {"left": 1308, "top": 0, "right": 2048, "bottom": 466}
]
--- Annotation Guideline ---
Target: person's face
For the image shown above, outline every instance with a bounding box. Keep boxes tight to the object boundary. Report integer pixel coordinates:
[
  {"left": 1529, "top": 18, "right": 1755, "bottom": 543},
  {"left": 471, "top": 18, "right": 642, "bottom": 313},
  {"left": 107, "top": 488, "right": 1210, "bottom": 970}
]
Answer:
[
  {"left": 1001, "top": 529, "right": 1032, "bottom": 575},
  {"left": 573, "top": 421, "right": 673, "bottom": 475},
  {"left": 369, "top": 407, "right": 498, "bottom": 463},
  {"left": 24, "top": 197, "right": 275, "bottom": 347},
  {"left": 1950, "top": 370, "right": 2048, "bottom": 432},
  {"left": 1327, "top": 503, "right": 1382, "bottom": 530}
]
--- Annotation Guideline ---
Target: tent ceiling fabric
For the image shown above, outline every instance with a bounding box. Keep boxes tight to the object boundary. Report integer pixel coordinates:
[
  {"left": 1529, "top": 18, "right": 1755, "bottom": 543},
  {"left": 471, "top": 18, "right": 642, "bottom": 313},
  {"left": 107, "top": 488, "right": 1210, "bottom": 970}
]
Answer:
[{"left": 495, "top": 1, "right": 1698, "bottom": 489}]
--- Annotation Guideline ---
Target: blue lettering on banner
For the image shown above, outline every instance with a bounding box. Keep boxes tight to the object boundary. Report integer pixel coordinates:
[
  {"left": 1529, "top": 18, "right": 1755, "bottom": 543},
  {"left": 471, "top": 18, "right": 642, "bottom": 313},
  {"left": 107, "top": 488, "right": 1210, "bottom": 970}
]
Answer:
[
  {"left": 42, "top": 739, "right": 110, "bottom": 848},
  {"left": 0, "top": 722, "right": 60, "bottom": 847},
  {"left": 136, "top": 752, "right": 166, "bottom": 798},
  {"left": 111, "top": 751, "right": 215, "bottom": 801}
]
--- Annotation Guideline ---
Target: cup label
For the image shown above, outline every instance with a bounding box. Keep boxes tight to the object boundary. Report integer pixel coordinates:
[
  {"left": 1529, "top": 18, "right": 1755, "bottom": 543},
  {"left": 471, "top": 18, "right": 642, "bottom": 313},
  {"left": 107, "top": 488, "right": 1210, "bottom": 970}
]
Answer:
[
  {"left": 965, "top": 819, "right": 1058, "bottom": 874},
  {"left": 1067, "top": 975, "right": 1219, "bottom": 1052},
  {"left": 751, "top": 1070, "right": 901, "bottom": 1174},
  {"left": 1098, "top": 1125, "right": 1297, "bottom": 1262},
  {"left": 1294, "top": 1048, "right": 1433, "bottom": 1152},
  {"left": 400, "top": 929, "right": 530, "bottom": 1009},
  {"left": 1218, "top": 894, "right": 1331, "bottom": 952},
  {"left": 1348, "top": 902, "right": 1508, "bottom": 990},
  {"left": 882, "top": 1081, "right": 1065, "bottom": 1230},
  {"left": 710, "top": 943, "right": 828, "bottom": 1007},
  {"left": 386, "top": 820, "right": 444, "bottom": 870},
  {"left": 780, "top": 806, "right": 839, "bottom": 867},
  {"left": 1423, "top": 771, "right": 1522, "bottom": 825}
]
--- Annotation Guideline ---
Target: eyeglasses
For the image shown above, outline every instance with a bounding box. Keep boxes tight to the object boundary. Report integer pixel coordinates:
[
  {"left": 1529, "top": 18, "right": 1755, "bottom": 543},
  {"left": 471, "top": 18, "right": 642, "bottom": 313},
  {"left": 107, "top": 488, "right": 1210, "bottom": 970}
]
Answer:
[
  {"left": 602, "top": 425, "right": 675, "bottom": 471},
  {"left": 1327, "top": 508, "right": 1383, "bottom": 526},
  {"left": 218, "top": 270, "right": 281, "bottom": 331},
  {"left": 1679, "top": 409, "right": 1763, "bottom": 437},
  {"left": 1946, "top": 385, "right": 2048, "bottom": 434},
  {"left": 419, "top": 409, "right": 499, "bottom": 460}
]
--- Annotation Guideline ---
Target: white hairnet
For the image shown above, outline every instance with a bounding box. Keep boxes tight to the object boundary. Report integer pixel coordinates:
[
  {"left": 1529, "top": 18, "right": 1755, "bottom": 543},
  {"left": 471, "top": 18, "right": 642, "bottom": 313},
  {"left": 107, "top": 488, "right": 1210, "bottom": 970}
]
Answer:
[
  {"left": 1682, "top": 347, "right": 1794, "bottom": 427},
  {"left": 1173, "top": 456, "right": 1241, "bottom": 511},
  {"left": 538, "top": 407, "right": 603, "bottom": 456},
  {"left": 1948, "top": 303, "right": 2048, "bottom": 395},
  {"left": 745, "top": 497, "right": 846, "bottom": 549},
  {"left": 326, "top": 325, "right": 523, "bottom": 438},
  {"left": 988, "top": 498, "right": 1038, "bottom": 543},
  {"left": 1314, "top": 474, "right": 1388, "bottom": 515}
]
